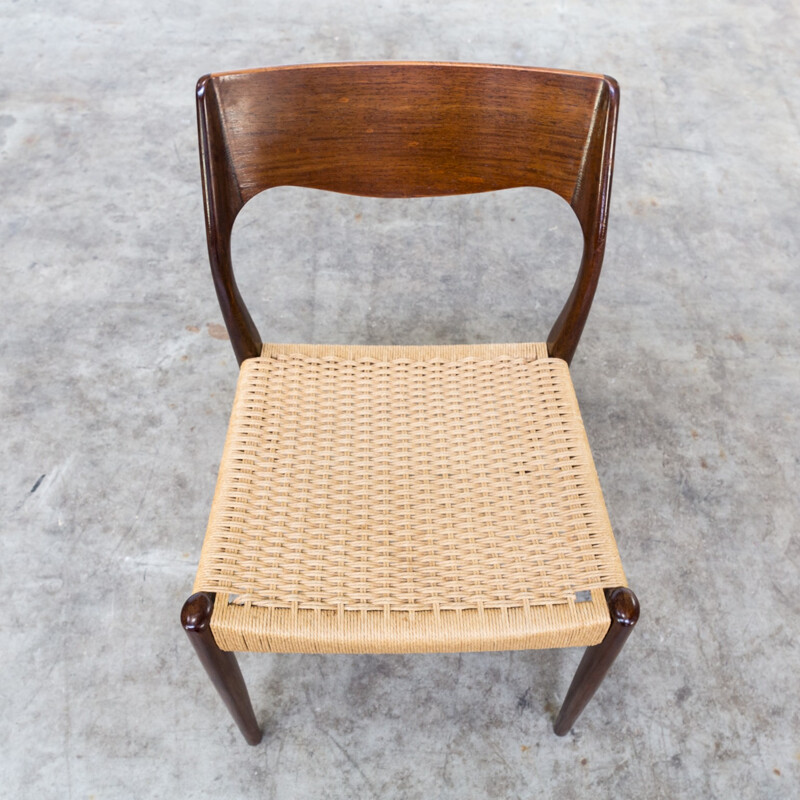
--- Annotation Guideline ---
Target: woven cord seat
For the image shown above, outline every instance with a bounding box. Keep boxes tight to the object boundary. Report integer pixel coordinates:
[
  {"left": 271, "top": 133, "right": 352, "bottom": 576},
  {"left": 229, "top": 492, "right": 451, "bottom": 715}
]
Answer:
[{"left": 193, "top": 343, "right": 626, "bottom": 653}]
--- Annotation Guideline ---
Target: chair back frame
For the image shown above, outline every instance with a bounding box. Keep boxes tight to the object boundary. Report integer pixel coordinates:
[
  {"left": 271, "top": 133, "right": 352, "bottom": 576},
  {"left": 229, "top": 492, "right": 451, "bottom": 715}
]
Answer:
[{"left": 196, "top": 62, "right": 619, "bottom": 365}]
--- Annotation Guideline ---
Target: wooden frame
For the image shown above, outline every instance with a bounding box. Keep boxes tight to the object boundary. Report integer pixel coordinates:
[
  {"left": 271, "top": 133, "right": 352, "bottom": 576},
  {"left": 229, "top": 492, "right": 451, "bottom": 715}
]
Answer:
[
  {"left": 195, "top": 62, "right": 619, "bottom": 365},
  {"left": 185, "top": 62, "right": 637, "bottom": 743}
]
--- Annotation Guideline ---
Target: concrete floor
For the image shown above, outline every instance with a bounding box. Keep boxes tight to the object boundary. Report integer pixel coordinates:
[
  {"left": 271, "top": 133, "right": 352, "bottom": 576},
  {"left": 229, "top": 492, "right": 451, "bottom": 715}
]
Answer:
[{"left": 2, "top": 1, "right": 799, "bottom": 797}]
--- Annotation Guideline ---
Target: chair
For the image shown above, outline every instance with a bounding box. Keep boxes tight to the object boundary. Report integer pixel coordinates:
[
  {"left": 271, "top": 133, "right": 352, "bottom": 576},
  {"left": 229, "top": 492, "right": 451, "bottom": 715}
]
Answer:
[{"left": 181, "top": 62, "right": 639, "bottom": 745}]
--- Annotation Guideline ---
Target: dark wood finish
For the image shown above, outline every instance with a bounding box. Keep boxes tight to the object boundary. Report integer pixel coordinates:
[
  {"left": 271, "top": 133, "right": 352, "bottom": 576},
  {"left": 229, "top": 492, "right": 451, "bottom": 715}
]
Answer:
[
  {"left": 196, "top": 62, "right": 619, "bottom": 365},
  {"left": 181, "top": 592, "right": 262, "bottom": 745},
  {"left": 553, "top": 587, "right": 639, "bottom": 735},
  {"left": 546, "top": 76, "right": 618, "bottom": 363}
]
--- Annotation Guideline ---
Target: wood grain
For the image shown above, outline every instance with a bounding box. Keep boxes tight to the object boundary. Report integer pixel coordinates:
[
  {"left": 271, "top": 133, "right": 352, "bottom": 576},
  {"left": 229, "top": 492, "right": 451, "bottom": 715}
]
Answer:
[{"left": 196, "top": 61, "right": 618, "bottom": 363}]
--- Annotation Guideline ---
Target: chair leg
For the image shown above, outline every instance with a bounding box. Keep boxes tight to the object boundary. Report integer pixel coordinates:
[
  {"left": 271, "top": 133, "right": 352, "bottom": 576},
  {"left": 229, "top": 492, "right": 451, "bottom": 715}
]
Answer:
[
  {"left": 553, "top": 586, "right": 639, "bottom": 736},
  {"left": 181, "top": 592, "right": 262, "bottom": 745}
]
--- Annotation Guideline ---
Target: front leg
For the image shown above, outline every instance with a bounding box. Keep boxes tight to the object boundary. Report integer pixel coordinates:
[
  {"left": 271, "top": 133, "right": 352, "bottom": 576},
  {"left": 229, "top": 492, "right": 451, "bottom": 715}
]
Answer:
[{"left": 553, "top": 587, "right": 639, "bottom": 735}]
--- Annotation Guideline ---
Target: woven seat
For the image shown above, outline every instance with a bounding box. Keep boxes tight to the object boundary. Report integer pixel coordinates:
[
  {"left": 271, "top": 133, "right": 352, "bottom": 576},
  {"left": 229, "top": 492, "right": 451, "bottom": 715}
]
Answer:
[
  {"left": 195, "top": 343, "right": 625, "bottom": 653},
  {"left": 181, "top": 62, "right": 640, "bottom": 744}
]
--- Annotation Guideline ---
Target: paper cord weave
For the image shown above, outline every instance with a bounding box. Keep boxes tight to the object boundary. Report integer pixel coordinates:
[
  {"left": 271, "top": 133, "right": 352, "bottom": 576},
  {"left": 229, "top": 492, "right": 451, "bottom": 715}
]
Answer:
[{"left": 194, "top": 342, "right": 626, "bottom": 653}]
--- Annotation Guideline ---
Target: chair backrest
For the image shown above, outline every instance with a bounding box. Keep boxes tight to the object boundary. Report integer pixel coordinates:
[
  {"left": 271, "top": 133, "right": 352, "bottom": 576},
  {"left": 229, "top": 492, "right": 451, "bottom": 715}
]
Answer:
[{"left": 196, "top": 62, "right": 619, "bottom": 364}]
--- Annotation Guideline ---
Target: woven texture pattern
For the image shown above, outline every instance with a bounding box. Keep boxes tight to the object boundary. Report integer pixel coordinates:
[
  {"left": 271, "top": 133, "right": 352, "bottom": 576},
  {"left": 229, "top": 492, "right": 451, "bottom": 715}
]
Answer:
[{"left": 194, "top": 342, "right": 626, "bottom": 653}]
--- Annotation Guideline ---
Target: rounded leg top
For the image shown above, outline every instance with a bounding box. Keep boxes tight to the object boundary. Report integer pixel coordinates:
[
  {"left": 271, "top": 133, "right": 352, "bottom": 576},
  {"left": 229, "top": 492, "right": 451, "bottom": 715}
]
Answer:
[{"left": 181, "top": 592, "right": 215, "bottom": 632}]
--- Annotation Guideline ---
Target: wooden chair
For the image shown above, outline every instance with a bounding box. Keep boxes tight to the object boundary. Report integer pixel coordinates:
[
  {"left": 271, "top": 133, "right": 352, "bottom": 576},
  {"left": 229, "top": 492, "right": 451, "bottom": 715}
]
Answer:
[{"left": 181, "top": 62, "right": 639, "bottom": 745}]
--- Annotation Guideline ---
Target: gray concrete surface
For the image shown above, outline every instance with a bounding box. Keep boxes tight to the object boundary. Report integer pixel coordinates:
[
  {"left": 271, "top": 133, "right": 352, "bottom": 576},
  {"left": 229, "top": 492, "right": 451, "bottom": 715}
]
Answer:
[{"left": 2, "top": 1, "right": 799, "bottom": 797}]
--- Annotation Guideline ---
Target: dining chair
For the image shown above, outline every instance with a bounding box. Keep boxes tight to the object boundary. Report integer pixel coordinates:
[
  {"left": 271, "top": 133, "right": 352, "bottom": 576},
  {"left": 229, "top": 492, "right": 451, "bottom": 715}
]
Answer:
[{"left": 181, "top": 62, "right": 639, "bottom": 745}]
